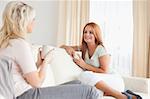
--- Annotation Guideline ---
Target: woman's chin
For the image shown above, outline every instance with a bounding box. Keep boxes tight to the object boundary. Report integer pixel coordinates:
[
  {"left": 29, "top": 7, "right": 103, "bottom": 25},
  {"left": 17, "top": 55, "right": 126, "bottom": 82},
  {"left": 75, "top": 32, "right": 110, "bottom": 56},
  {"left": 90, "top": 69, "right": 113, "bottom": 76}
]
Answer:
[{"left": 27, "top": 30, "right": 33, "bottom": 33}]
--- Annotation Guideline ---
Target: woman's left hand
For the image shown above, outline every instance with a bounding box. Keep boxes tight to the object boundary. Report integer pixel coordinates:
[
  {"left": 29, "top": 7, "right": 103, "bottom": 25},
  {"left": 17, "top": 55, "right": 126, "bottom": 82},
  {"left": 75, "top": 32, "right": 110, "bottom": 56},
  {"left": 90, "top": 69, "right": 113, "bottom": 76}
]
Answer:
[
  {"left": 73, "top": 56, "right": 87, "bottom": 69},
  {"left": 36, "top": 47, "right": 43, "bottom": 68}
]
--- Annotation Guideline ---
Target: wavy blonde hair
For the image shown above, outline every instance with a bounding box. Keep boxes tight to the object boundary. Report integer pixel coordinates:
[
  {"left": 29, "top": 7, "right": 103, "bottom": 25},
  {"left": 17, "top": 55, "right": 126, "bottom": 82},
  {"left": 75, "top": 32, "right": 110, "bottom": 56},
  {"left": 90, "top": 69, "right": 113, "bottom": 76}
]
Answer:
[{"left": 0, "top": 1, "right": 35, "bottom": 48}]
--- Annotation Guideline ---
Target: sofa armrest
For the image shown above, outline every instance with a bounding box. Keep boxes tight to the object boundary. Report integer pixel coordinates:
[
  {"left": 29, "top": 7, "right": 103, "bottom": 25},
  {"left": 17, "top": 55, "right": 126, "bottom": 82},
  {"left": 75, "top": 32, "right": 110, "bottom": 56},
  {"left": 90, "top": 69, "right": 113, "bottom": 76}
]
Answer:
[{"left": 123, "top": 76, "right": 150, "bottom": 94}]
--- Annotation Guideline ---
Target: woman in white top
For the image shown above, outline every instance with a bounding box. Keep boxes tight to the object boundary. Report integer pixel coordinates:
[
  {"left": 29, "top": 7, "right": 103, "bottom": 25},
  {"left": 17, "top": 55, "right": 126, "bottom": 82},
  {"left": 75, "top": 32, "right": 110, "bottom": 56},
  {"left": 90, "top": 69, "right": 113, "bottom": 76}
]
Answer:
[
  {"left": 0, "top": 1, "right": 100, "bottom": 99},
  {"left": 61, "top": 22, "right": 138, "bottom": 99}
]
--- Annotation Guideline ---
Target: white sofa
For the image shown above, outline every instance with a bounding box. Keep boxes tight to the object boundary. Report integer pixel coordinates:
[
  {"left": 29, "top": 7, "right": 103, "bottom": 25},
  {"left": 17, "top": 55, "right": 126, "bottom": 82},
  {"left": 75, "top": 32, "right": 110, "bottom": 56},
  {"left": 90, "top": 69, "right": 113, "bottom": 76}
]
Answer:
[{"left": 31, "top": 44, "right": 150, "bottom": 99}]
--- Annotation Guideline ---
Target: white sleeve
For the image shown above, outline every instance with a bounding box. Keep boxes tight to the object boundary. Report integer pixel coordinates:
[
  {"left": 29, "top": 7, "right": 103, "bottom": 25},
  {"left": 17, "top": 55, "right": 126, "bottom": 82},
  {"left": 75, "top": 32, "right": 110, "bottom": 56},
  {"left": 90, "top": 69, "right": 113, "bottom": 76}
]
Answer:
[
  {"left": 13, "top": 39, "right": 37, "bottom": 74},
  {"left": 98, "top": 46, "right": 108, "bottom": 57}
]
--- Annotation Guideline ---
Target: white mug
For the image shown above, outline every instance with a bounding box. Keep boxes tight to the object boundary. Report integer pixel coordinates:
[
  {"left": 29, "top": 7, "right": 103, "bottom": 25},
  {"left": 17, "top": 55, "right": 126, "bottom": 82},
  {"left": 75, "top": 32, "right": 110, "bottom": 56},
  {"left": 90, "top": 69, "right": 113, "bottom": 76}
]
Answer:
[
  {"left": 73, "top": 51, "right": 82, "bottom": 60},
  {"left": 41, "top": 45, "right": 51, "bottom": 59}
]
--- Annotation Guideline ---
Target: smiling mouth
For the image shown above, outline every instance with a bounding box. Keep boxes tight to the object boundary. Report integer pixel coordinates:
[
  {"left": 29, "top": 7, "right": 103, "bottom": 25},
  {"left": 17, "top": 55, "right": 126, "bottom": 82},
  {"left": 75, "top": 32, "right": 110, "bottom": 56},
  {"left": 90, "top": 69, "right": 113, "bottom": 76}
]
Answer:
[{"left": 85, "top": 38, "right": 92, "bottom": 40}]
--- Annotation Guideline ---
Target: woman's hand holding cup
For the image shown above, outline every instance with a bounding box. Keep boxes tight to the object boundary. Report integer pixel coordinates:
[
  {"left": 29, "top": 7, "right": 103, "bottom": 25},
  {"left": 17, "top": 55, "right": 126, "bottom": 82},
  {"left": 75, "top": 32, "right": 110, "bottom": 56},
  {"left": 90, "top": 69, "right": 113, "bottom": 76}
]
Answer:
[{"left": 41, "top": 45, "right": 54, "bottom": 64}]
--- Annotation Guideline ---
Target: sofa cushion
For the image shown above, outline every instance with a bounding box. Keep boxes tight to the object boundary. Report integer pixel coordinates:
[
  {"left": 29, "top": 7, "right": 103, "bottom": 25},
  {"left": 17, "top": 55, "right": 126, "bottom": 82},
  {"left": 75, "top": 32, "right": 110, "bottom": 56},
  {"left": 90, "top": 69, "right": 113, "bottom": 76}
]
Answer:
[
  {"left": 41, "top": 64, "right": 56, "bottom": 87},
  {"left": 0, "top": 94, "right": 5, "bottom": 99},
  {"left": 31, "top": 44, "right": 150, "bottom": 99},
  {"left": 49, "top": 47, "right": 83, "bottom": 85},
  {"left": 31, "top": 44, "right": 83, "bottom": 85}
]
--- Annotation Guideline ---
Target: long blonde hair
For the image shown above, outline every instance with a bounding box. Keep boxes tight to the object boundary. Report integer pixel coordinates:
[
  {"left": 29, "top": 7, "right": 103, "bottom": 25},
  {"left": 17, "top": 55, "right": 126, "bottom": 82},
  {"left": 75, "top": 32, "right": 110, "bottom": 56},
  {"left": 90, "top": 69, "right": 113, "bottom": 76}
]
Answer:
[
  {"left": 0, "top": 1, "right": 35, "bottom": 48},
  {"left": 81, "top": 22, "right": 104, "bottom": 59}
]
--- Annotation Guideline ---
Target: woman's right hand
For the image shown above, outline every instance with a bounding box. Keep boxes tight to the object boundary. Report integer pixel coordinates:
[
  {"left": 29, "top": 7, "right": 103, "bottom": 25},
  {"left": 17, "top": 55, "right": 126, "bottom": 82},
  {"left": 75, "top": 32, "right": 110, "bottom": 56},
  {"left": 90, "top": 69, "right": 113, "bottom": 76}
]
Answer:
[
  {"left": 43, "top": 49, "right": 54, "bottom": 64},
  {"left": 36, "top": 48, "right": 43, "bottom": 68}
]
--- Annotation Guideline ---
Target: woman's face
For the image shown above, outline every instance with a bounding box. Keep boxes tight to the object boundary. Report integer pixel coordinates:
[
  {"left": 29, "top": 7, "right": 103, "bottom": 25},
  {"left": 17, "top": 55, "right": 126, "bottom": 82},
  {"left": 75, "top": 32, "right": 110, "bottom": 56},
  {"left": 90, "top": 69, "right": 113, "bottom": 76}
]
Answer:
[
  {"left": 83, "top": 25, "right": 95, "bottom": 44},
  {"left": 27, "top": 19, "right": 35, "bottom": 33}
]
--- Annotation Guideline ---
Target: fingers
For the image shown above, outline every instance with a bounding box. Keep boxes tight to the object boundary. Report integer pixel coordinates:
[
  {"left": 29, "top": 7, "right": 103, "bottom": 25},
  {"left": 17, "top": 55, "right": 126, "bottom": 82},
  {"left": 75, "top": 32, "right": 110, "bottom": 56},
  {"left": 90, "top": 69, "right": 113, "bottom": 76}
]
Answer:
[
  {"left": 38, "top": 47, "right": 42, "bottom": 57},
  {"left": 73, "top": 58, "right": 80, "bottom": 64},
  {"left": 38, "top": 47, "right": 42, "bottom": 52},
  {"left": 36, "top": 47, "right": 43, "bottom": 67},
  {"left": 45, "top": 48, "right": 54, "bottom": 56},
  {"left": 65, "top": 47, "right": 75, "bottom": 57},
  {"left": 77, "top": 54, "right": 81, "bottom": 58},
  {"left": 44, "top": 49, "right": 55, "bottom": 64},
  {"left": 38, "top": 47, "right": 42, "bottom": 58}
]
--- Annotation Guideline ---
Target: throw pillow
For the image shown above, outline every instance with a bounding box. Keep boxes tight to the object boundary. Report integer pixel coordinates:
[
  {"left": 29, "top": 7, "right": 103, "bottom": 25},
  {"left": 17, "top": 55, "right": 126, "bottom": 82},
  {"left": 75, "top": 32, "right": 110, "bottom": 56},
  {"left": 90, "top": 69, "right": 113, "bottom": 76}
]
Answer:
[{"left": 49, "top": 47, "right": 83, "bottom": 85}]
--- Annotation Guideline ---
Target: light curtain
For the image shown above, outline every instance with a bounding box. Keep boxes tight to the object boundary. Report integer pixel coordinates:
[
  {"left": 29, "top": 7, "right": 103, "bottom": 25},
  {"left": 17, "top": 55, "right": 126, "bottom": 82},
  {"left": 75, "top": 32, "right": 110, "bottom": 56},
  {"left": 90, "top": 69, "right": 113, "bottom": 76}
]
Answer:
[
  {"left": 57, "top": 0, "right": 89, "bottom": 46},
  {"left": 148, "top": 36, "right": 150, "bottom": 78},
  {"left": 132, "top": 0, "right": 150, "bottom": 77},
  {"left": 90, "top": 1, "right": 133, "bottom": 75},
  {"left": 148, "top": 0, "right": 150, "bottom": 78}
]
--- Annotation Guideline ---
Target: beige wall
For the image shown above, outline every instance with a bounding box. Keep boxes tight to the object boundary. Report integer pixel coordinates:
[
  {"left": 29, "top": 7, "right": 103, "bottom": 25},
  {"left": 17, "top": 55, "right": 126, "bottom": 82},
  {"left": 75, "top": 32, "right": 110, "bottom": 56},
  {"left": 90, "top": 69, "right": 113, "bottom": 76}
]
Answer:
[{"left": 0, "top": 1, "right": 59, "bottom": 46}]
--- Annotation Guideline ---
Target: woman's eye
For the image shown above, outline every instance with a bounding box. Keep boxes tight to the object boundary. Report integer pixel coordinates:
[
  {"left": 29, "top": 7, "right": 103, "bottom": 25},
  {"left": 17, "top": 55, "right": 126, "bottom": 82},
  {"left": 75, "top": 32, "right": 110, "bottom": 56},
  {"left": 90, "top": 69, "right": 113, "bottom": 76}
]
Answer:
[
  {"left": 90, "top": 31, "right": 93, "bottom": 34},
  {"left": 84, "top": 31, "right": 87, "bottom": 34}
]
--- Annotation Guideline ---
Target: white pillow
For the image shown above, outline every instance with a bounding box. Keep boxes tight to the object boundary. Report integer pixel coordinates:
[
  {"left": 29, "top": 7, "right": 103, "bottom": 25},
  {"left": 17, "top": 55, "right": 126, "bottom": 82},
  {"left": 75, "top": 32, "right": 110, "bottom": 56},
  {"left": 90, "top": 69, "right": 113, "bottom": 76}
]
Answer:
[
  {"left": 41, "top": 64, "right": 56, "bottom": 87},
  {"left": 50, "top": 47, "right": 83, "bottom": 85}
]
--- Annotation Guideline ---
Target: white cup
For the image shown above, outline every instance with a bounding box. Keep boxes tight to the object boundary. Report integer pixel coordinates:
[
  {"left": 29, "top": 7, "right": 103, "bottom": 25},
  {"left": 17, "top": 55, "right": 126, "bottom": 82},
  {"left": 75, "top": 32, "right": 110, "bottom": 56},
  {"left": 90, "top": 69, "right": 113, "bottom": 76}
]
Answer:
[
  {"left": 73, "top": 51, "right": 82, "bottom": 60},
  {"left": 41, "top": 45, "right": 51, "bottom": 59}
]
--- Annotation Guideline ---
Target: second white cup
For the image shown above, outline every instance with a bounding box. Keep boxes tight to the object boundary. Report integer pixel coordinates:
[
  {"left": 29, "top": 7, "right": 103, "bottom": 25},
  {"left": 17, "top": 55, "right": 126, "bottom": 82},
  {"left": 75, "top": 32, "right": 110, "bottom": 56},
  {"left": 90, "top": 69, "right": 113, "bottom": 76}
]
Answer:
[{"left": 41, "top": 45, "right": 51, "bottom": 59}]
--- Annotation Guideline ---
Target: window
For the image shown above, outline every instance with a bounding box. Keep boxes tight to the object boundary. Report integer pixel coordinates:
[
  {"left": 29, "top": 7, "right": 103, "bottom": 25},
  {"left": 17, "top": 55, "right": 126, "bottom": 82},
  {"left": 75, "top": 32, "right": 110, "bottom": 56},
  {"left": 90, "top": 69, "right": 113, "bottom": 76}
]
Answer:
[{"left": 90, "top": 0, "right": 133, "bottom": 75}]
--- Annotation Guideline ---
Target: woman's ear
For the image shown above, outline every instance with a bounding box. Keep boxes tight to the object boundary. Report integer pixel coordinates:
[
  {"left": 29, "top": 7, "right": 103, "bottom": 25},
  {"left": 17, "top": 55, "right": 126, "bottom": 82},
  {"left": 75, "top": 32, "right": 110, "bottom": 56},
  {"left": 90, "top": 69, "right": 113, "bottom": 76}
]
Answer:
[{"left": 27, "top": 20, "right": 35, "bottom": 33}]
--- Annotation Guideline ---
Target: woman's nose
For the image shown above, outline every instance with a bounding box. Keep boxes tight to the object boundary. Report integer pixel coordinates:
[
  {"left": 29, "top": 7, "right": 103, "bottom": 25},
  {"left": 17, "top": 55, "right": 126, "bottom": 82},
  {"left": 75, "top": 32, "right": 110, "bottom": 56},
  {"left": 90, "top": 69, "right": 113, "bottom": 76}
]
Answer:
[{"left": 85, "top": 32, "right": 90, "bottom": 36}]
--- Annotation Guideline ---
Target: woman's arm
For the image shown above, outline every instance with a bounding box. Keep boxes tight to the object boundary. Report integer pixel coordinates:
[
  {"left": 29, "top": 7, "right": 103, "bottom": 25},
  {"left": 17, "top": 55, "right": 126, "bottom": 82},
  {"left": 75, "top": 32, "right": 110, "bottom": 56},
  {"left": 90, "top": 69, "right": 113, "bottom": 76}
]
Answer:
[
  {"left": 61, "top": 45, "right": 81, "bottom": 51},
  {"left": 15, "top": 40, "right": 52, "bottom": 88},
  {"left": 24, "top": 60, "right": 48, "bottom": 88},
  {"left": 24, "top": 48, "right": 52, "bottom": 88},
  {"left": 60, "top": 45, "right": 81, "bottom": 56}
]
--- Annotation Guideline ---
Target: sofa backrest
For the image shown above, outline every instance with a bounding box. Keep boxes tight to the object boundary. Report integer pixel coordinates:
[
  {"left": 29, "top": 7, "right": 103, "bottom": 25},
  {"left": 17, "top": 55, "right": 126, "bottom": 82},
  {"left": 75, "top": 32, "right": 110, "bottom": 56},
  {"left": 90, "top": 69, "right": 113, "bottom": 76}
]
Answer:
[
  {"left": 49, "top": 47, "right": 83, "bottom": 85},
  {"left": 31, "top": 44, "right": 83, "bottom": 86}
]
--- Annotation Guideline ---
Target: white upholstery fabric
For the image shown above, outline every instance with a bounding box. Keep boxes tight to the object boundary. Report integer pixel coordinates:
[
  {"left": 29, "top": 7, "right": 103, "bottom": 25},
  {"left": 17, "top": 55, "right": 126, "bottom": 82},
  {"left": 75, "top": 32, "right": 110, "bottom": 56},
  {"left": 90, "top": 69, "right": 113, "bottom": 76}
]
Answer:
[
  {"left": 41, "top": 64, "right": 55, "bottom": 87},
  {"left": 31, "top": 45, "right": 83, "bottom": 85},
  {"left": 123, "top": 76, "right": 150, "bottom": 94},
  {"left": 0, "top": 95, "right": 5, "bottom": 99},
  {"left": 49, "top": 48, "right": 83, "bottom": 85}
]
